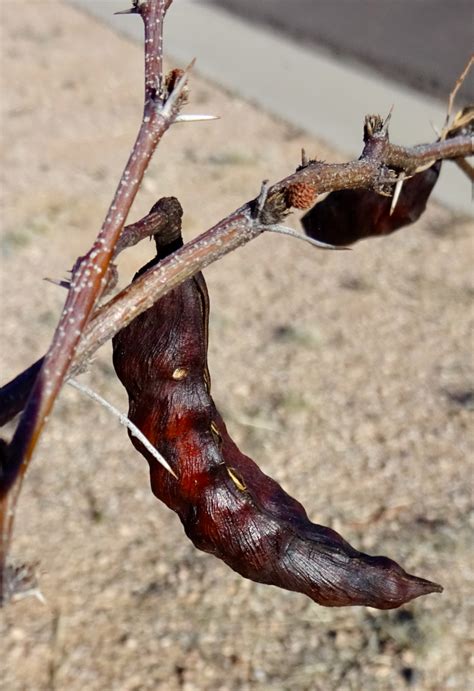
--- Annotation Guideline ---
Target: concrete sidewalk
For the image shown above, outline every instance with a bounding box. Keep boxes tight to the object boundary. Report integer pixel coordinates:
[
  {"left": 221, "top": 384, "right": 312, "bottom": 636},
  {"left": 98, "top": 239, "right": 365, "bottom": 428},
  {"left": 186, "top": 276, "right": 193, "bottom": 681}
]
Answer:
[
  {"left": 69, "top": 0, "right": 472, "bottom": 214},
  {"left": 205, "top": 0, "right": 474, "bottom": 102}
]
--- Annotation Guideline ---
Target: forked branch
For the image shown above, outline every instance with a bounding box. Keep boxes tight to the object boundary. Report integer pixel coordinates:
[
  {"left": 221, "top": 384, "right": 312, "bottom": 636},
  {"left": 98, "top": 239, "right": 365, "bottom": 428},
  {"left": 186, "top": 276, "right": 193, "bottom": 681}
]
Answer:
[{"left": 0, "top": 0, "right": 180, "bottom": 602}]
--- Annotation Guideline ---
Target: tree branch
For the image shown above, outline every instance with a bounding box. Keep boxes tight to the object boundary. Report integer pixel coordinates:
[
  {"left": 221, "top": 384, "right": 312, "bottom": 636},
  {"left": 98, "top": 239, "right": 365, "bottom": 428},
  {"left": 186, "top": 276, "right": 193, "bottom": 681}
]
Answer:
[
  {"left": 385, "top": 137, "right": 472, "bottom": 172},
  {"left": 0, "top": 130, "right": 471, "bottom": 432},
  {"left": 1, "top": 1, "right": 176, "bottom": 492},
  {"left": 0, "top": 0, "right": 178, "bottom": 602},
  {"left": 73, "top": 132, "right": 474, "bottom": 359}
]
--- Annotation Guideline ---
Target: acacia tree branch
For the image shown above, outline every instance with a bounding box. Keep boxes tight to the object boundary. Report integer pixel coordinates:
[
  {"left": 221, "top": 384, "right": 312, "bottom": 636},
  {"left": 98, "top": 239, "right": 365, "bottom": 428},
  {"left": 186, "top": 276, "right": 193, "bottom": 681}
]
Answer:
[
  {"left": 385, "top": 137, "right": 472, "bottom": 171},
  {"left": 0, "top": 129, "right": 471, "bottom": 432},
  {"left": 71, "top": 132, "right": 474, "bottom": 363},
  {"left": 0, "top": 0, "right": 178, "bottom": 601},
  {"left": 2, "top": 1, "right": 175, "bottom": 491}
]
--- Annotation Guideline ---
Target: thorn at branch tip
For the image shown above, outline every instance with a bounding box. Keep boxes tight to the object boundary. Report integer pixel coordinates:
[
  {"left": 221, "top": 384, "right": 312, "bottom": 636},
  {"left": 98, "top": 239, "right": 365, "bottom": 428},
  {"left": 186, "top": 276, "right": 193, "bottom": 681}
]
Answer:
[
  {"left": 444, "top": 54, "right": 474, "bottom": 133},
  {"left": 382, "top": 105, "right": 394, "bottom": 134},
  {"left": 266, "top": 224, "right": 350, "bottom": 251}
]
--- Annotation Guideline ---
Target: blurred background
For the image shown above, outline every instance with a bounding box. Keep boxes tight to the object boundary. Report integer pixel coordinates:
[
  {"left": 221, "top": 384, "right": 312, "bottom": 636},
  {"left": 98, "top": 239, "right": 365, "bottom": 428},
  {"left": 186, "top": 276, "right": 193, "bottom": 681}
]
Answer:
[{"left": 204, "top": 0, "right": 474, "bottom": 101}]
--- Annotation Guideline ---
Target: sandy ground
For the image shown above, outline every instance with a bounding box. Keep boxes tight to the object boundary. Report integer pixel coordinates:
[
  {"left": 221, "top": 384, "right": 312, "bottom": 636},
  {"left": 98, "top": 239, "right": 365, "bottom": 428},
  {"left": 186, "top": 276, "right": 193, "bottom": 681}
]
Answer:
[{"left": 1, "top": 2, "right": 473, "bottom": 690}]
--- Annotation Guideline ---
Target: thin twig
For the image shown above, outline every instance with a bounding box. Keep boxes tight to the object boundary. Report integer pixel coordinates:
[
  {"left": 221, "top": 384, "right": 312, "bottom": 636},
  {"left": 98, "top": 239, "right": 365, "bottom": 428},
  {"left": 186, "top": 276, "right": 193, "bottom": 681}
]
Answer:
[
  {"left": 67, "top": 379, "right": 176, "bottom": 478},
  {"left": 444, "top": 54, "right": 474, "bottom": 133},
  {"left": 44, "top": 277, "right": 71, "bottom": 290},
  {"left": 384, "top": 136, "right": 472, "bottom": 173}
]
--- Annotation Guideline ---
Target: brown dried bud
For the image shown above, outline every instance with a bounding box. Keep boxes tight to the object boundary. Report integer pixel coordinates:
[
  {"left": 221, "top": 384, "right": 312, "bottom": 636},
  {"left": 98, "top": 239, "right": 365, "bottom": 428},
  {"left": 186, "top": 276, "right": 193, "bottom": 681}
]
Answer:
[
  {"left": 165, "top": 68, "right": 184, "bottom": 91},
  {"left": 364, "top": 114, "right": 385, "bottom": 140},
  {"left": 286, "top": 181, "right": 317, "bottom": 209},
  {"left": 164, "top": 68, "right": 188, "bottom": 105},
  {"left": 259, "top": 190, "right": 288, "bottom": 225}
]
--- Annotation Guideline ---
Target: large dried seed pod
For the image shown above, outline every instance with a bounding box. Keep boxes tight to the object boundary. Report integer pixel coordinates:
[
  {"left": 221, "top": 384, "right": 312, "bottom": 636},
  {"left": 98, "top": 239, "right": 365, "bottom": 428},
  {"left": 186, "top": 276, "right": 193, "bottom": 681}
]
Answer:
[{"left": 112, "top": 215, "right": 442, "bottom": 609}]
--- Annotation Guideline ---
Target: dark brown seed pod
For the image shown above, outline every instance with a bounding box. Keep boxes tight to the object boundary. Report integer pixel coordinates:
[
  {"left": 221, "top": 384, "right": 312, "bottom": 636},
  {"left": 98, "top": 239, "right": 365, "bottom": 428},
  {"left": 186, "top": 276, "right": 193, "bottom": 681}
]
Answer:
[
  {"left": 301, "top": 162, "right": 441, "bottom": 246},
  {"left": 112, "top": 219, "right": 442, "bottom": 609}
]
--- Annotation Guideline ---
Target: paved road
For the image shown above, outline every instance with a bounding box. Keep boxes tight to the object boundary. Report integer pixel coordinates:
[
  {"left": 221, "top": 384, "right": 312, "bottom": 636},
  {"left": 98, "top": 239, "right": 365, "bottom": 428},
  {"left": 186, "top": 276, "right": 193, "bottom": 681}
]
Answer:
[
  {"left": 69, "top": 0, "right": 473, "bottom": 211},
  {"left": 204, "top": 0, "right": 474, "bottom": 101}
]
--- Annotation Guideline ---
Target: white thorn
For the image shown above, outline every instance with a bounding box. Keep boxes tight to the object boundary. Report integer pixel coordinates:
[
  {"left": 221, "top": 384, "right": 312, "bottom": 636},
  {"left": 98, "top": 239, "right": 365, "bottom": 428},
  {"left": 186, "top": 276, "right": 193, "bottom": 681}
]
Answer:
[
  {"left": 390, "top": 175, "right": 405, "bottom": 216},
  {"left": 174, "top": 114, "right": 219, "bottom": 123},
  {"left": 266, "top": 224, "right": 349, "bottom": 251},
  {"left": 68, "top": 379, "right": 177, "bottom": 478}
]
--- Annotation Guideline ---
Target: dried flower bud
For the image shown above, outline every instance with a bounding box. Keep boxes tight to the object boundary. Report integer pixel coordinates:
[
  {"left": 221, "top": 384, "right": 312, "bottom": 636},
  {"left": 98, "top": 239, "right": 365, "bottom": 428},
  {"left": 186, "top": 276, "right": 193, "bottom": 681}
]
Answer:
[
  {"left": 286, "top": 181, "right": 317, "bottom": 209},
  {"left": 164, "top": 68, "right": 188, "bottom": 105},
  {"left": 364, "top": 114, "right": 385, "bottom": 139},
  {"left": 165, "top": 68, "right": 184, "bottom": 91}
]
